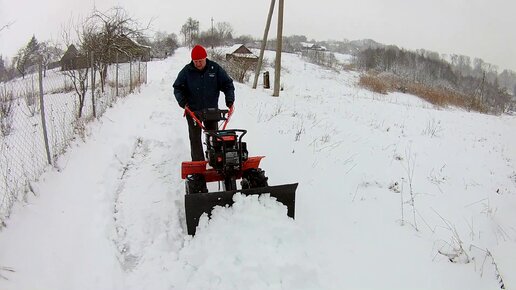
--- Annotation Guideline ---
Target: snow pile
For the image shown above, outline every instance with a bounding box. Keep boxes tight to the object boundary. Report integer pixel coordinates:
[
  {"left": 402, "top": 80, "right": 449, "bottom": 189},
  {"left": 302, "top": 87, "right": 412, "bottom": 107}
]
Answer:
[{"left": 175, "top": 194, "right": 322, "bottom": 290}]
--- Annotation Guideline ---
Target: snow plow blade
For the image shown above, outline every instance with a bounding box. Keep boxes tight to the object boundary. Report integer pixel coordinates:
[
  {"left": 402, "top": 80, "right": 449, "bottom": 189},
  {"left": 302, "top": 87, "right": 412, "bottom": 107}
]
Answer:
[{"left": 184, "top": 183, "right": 297, "bottom": 235}]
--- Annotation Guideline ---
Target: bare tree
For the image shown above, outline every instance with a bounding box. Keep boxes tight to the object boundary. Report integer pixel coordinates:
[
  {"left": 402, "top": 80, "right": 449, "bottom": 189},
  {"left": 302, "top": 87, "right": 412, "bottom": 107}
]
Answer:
[
  {"left": 67, "top": 68, "right": 89, "bottom": 118},
  {"left": 450, "top": 54, "right": 471, "bottom": 76},
  {"left": 0, "top": 57, "right": 16, "bottom": 81},
  {"left": 195, "top": 21, "right": 234, "bottom": 48},
  {"left": 216, "top": 22, "right": 233, "bottom": 43},
  {"left": 61, "top": 16, "right": 91, "bottom": 118},
  {"left": 151, "top": 31, "right": 178, "bottom": 58},
  {"left": 472, "top": 58, "right": 487, "bottom": 78},
  {"left": 14, "top": 36, "right": 40, "bottom": 79},
  {"left": 180, "top": 18, "right": 199, "bottom": 47},
  {"left": 38, "top": 41, "right": 63, "bottom": 77},
  {"left": 498, "top": 69, "right": 516, "bottom": 94},
  {"left": 82, "top": 6, "right": 149, "bottom": 92},
  {"left": 0, "top": 21, "right": 14, "bottom": 33},
  {"left": 60, "top": 7, "right": 149, "bottom": 116}
]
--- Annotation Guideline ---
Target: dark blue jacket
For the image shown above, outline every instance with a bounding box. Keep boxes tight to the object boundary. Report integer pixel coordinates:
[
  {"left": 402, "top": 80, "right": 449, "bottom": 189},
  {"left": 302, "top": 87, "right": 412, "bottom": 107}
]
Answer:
[{"left": 173, "top": 59, "right": 235, "bottom": 111}]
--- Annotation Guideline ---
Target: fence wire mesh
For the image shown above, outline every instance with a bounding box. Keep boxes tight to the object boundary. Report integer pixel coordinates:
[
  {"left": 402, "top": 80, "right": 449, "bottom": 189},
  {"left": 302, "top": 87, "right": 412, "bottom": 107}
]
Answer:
[{"left": 0, "top": 58, "right": 147, "bottom": 226}]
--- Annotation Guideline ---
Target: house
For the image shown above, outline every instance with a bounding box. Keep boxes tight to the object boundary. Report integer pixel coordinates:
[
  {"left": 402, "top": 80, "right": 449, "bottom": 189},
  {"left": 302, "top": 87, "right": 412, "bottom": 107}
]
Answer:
[
  {"left": 113, "top": 35, "right": 151, "bottom": 62},
  {"left": 60, "top": 44, "right": 89, "bottom": 71},
  {"left": 217, "top": 44, "right": 259, "bottom": 83},
  {"left": 300, "top": 42, "right": 327, "bottom": 51},
  {"left": 223, "top": 44, "right": 258, "bottom": 63},
  {"left": 60, "top": 35, "right": 151, "bottom": 71}
]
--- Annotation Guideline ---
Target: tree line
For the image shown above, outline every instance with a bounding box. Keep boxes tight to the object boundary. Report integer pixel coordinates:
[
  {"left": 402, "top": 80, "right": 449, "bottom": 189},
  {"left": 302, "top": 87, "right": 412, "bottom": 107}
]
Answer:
[
  {"left": 0, "top": 7, "right": 180, "bottom": 83},
  {"left": 1, "top": 14, "right": 248, "bottom": 83},
  {"left": 0, "top": 37, "right": 63, "bottom": 81},
  {"left": 2, "top": 11, "right": 515, "bottom": 112},
  {"left": 353, "top": 46, "right": 515, "bottom": 113}
]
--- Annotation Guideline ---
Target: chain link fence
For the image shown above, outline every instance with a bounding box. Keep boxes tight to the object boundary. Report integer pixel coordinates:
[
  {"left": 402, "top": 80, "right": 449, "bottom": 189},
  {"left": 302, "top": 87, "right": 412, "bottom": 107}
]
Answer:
[{"left": 0, "top": 56, "right": 147, "bottom": 227}]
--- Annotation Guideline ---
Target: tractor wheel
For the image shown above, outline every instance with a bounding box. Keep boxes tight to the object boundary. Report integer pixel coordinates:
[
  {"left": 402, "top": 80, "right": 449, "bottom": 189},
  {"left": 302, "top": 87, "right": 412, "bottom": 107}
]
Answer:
[
  {"left": 241, "top": 168, "right": 269, "bottom": 189},
  {"left": 186, "top": 174, "right": 208, "bottom": 194}
]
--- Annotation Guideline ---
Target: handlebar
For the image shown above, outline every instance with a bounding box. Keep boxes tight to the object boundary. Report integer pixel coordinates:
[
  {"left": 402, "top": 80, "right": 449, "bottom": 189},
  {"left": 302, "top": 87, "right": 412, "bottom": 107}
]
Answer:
[{"left": 184, "top": 106, "right": 234, "bottom": 130}]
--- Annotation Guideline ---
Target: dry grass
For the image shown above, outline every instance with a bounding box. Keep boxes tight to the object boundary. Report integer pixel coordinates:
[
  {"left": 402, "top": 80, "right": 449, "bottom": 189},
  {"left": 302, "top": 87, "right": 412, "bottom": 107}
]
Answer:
[
  {"left": 0, "top": 86, "right": 15, "bottom": 136},
  {"left": 358, "top": 74, "right": 390, "bottom": 94},
  {"left": 358, "top": 73, "right": 489, "bottom": 113}
]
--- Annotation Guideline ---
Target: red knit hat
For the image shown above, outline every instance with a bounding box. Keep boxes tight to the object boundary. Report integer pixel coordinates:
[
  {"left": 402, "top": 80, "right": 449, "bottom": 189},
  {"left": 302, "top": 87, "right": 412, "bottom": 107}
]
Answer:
[{"left": 191, "top": 45, "right": 207, "bottom": 60}]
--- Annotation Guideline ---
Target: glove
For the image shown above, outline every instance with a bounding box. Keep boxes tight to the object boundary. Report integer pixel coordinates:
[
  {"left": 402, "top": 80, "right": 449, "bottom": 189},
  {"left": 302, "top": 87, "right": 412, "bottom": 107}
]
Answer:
[
  {"left": 179, "top": 101, "right": 187, "bottom": 109},
  {"left": 226, "top": 101, "right": 233, "bottom": 108}
]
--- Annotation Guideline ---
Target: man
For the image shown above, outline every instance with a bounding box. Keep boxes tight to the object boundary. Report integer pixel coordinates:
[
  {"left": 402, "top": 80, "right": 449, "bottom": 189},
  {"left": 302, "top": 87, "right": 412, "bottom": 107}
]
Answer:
[{"left": 173, "top": 45, "right": 235, "bottom": 161}]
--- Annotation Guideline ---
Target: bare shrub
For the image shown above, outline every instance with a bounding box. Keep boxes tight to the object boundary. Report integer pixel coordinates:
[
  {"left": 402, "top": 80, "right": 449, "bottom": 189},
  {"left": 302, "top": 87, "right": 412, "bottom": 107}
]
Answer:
[
  {"left": 302, "top": 50, "right": 339, "bottom": 70},
  {"left": 48, "top": 83, "right": 75, "bottom": 95},
  {"left": 433, "top": 210, "right": 470, "bottom": 264},
  {"left": 22, "top": 79, "right": 39, "bottom": 117},
  {"left": 405, "top": 83, "right": 456, "bottom": 107},
  {"left": 208, "top": 48, "right": 225, "bottom": 62},
  {"left": 269, "top": 102, "right": 283, "bottom": 120},
  {"left": 401, "top": 146, "right": 418, "bottom": 231},
  {"left": 422, "top": 118, "right": 443, "bottom": 137},
  {"left": 208, "top": 48, "right": 254, "bottom": 83},
  {"left": 0, "top": 86, "right": 15, "bottom": 136},
  {"left": 294, "top": 121, "right": 304, "bottom": 142},
  {"left": 342, "top": 63, "right": 356, "bottom": 71},
  {"left": 225, "top": 59, "right": 255, "bottom": 83},
  {"left": 404, "top": 83, "right": 489, "bottom": 113},
  {"left": 208, "top": 48, "right": 256, "bottom": 83},
  {"left": 61, "top": 67, "right": 90, "bottom": 118},
  {"left": 359, "top": 74, "right": 389, "bottom": 94}
]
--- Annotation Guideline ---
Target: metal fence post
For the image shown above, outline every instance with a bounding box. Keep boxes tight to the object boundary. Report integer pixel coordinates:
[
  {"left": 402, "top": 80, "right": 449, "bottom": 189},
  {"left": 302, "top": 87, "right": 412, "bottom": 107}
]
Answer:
[
  {"left": 91, "top": 52, "right": 96, "bottom": 118},
  {"left": 129, "top": 57, "right": 133, "bottom": 93},
  {"left": 116, "top": 52, "right": 119, "bottom": 97},
  {"left": 138, "top": 59, "right": 141, "bottom": 87},
  {"left": 38, "top": 60, "right": 52, "bottom": 165}
]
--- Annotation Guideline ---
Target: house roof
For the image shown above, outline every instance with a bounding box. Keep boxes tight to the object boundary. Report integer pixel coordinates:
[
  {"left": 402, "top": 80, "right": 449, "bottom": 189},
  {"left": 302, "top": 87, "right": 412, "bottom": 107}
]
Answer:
[
  {"left": 61, "top": 44, "right": 80, "bottom": 61},
  {"left": 118, "top": 35, "right": 152, "bottom": 49},
  {"left": 115, "top": 35, "right": 151, "bottom": 52},
  {"left": 300, "top": 42, "right": 314, "bottom": 48},
  {"left": 221, "top": 44, "right": 258, "bottom": 59},
  {"left": 300, "top": 42, "right": 327, "bottom": 51}
]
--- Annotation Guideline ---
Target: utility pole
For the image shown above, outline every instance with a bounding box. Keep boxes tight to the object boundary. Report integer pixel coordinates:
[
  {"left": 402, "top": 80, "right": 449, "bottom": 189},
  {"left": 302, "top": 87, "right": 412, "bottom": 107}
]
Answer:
[
  {"left": 252, "top": 0, "right": 276, "bottom": 89},
  {"left": 273, "top": 0, "right": 284, "bottom": 97},
  {"left": 211, "top": 17, "right": 214, "bottom": 49}
]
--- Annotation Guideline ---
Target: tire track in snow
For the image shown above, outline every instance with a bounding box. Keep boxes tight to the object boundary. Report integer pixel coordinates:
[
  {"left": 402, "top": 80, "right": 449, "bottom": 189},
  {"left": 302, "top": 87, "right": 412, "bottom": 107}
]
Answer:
[{"left": 110, "top": 136, "right": 187, "bottom": 283}]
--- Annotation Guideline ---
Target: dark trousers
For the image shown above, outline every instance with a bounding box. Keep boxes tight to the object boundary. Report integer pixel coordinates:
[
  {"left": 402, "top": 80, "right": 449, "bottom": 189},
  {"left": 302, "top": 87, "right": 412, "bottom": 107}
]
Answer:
[{"left": 186, "top": 115, "right": 218, "bottom": 161}]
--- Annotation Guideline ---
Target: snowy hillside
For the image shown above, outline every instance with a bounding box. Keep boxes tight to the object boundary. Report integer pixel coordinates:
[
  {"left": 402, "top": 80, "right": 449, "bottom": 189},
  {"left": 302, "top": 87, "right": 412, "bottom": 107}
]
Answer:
[{"left": 0, "top": 47, "right": 515, "bottom": 290}]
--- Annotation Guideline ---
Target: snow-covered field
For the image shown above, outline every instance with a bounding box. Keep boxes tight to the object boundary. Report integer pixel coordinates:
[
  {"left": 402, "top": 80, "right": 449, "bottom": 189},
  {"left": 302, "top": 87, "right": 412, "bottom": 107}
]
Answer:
[{"left": 0, "top": 47, "right": 515, "bottom": 290}]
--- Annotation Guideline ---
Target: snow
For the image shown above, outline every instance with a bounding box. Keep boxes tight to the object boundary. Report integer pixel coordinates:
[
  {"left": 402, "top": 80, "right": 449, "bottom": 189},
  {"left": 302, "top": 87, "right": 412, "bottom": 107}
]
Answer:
[{"left": 1, "top": 47, "right": 516, "bottom": 290}]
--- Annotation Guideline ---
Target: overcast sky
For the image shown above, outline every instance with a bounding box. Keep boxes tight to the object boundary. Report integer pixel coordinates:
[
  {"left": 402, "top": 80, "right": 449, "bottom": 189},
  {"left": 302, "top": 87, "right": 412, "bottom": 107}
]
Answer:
[{"left": 1, "top": 0, "right": 515, "bottom": 71}]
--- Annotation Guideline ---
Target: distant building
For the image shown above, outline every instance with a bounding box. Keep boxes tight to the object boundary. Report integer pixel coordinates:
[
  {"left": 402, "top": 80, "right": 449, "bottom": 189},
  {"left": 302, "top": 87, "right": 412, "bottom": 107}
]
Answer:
[
  {"left": 113, "top": 35, "right": 151, "bottom": 62},
  {"left": 60, "top": 44, "right": 89, "bottom": 71},
  {"left": 223, "top": 44, "right": 258, "bottom": 63},
  {"left": 216, "top": 44, "right": 259, "bottom": 83},
  {"left": 300, "top": 42, "right": 327, "bottom": 51}
]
